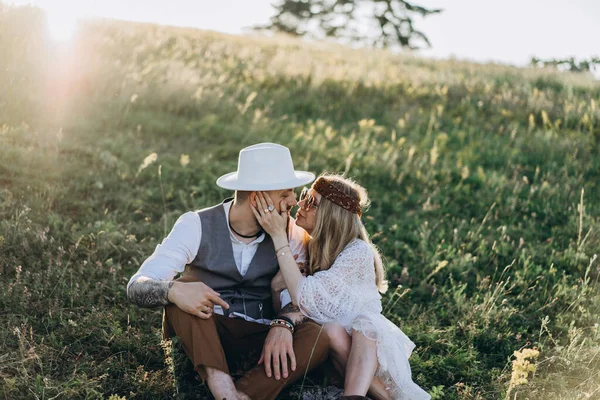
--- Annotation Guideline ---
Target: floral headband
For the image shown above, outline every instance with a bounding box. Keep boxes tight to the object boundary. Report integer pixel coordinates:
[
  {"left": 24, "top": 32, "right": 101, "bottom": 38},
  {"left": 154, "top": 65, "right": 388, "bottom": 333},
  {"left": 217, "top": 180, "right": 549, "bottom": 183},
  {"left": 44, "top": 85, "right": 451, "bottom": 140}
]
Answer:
[{"left": 312, "top": 177, "right": 362, "bottom": 216}]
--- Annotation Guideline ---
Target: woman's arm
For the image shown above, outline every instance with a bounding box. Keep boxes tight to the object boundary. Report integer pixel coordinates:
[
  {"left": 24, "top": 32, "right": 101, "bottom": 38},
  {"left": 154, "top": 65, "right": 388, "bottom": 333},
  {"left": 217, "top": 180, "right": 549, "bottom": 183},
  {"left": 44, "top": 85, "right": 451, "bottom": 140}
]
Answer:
[
  {"left": 252, "top": 192, "right": 305, "bottom": 304},
  {"left": 271, "top": 234, "right": 305, "bottom": 304}
]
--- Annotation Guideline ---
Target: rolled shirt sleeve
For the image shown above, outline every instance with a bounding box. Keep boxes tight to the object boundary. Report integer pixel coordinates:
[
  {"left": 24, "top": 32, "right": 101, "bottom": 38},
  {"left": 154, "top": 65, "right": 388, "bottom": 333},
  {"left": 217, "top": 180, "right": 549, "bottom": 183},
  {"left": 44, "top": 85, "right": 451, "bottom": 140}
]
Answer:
[{"left": 127, "top": 211, "right": 201, "bottom": 289}]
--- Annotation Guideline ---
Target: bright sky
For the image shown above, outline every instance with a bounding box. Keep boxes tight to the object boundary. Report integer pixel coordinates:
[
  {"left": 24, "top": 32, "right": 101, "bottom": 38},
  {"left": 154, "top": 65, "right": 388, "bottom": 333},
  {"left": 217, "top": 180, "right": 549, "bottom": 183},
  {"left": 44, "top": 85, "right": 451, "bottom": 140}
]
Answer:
[{"left": 9, "top": 0, "right": 600, "bottom": 72}]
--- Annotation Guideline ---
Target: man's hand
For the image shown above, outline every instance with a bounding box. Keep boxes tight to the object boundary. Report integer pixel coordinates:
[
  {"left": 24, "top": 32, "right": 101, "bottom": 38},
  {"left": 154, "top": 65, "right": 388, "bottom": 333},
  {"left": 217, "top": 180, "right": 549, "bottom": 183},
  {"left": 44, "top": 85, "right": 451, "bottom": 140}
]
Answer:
[
  {"left": 258, "top": 326, "right": 296, "bottom": 380},
  {"left": 168, "top": 281, "right": 229, "bottom": 319}
]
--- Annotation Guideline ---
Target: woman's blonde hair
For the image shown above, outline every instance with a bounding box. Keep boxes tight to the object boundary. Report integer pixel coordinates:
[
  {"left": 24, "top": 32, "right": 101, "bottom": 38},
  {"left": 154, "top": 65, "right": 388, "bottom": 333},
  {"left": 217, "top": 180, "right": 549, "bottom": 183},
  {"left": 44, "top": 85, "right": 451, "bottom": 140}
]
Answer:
[{"left": 307, "top": 174, "right": 388, "bottom": 293}]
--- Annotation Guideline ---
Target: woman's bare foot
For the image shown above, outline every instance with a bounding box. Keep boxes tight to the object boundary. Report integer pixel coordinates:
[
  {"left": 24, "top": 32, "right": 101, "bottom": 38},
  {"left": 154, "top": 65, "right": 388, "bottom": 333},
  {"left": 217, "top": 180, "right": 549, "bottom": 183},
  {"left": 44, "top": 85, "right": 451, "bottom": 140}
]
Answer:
[{"left": 367, "top": 377, "right": 392, "bottom": 400}]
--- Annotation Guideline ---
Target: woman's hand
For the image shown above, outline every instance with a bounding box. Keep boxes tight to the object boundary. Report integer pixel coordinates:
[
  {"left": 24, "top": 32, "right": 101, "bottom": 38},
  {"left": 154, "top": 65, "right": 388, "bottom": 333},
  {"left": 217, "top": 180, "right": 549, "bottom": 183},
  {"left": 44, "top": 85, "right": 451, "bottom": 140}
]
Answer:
[{"left": 251, "top": 191, "right": 288, "bottom": 240}]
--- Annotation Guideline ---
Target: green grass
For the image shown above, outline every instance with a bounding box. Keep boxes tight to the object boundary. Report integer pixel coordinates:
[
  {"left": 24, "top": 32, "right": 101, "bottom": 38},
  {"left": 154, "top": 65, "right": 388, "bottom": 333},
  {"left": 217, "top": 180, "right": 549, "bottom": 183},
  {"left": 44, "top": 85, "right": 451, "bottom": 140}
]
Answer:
[{"left": 1, "top": 4, "right": 600, "bottom": 399}]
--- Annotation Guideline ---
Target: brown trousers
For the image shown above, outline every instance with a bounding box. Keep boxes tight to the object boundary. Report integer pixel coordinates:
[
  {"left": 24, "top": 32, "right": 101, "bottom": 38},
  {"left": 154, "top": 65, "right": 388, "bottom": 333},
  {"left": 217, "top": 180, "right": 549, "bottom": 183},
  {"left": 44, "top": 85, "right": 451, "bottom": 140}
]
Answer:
[{"left": 163, "top": 304, "right": 331, "bottom": 400}]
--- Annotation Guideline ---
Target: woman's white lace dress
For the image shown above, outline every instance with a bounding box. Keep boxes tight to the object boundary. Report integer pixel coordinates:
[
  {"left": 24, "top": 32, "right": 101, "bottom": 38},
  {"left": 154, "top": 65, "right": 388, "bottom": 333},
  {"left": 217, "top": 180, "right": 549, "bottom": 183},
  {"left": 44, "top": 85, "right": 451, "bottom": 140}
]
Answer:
[{"left": 296, "top": 239, "right": 430, "bottom": 400}]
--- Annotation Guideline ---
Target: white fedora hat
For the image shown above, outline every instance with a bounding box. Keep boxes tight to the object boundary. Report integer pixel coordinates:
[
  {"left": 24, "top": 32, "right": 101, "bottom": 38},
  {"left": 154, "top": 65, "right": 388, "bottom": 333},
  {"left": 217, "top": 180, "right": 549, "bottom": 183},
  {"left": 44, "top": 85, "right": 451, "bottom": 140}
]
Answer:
[{"left": 216, "top": 143, "right": 315, "bottom": 191}]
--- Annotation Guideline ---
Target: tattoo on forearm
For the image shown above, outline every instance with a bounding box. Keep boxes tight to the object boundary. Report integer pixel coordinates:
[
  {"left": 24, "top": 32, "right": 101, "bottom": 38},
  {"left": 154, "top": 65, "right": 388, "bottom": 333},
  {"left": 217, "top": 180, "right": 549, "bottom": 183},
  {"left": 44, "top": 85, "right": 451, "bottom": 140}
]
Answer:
[
  {"left": 279, "top": 303, "right": 310, "bottom": 325},
  {"left": 127, "top": 277, "right": 174, "bottom": 308}
]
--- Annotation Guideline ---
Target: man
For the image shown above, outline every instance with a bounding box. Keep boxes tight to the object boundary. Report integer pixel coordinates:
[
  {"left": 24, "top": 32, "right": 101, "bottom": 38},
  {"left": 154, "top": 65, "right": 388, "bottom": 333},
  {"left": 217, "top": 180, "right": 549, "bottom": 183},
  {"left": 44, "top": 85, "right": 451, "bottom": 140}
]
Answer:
[{"left": 127, "top": 143, "right": 330, "bottom": 400}]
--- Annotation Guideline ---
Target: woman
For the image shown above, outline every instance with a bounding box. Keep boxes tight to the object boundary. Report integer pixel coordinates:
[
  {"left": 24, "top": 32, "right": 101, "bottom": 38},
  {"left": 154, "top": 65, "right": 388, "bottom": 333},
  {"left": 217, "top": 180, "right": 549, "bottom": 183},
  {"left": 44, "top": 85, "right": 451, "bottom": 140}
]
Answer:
[{"left": 251, "top": 174, "right": 430, "bottom": 400}]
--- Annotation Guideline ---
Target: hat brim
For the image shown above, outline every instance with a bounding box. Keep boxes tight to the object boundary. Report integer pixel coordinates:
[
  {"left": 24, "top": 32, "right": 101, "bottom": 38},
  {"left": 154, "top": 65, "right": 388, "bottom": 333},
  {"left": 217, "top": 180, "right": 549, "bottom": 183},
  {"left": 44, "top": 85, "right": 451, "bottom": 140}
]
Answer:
[{"left": 216, "top": 171, "right": 316, "bottom": 191}]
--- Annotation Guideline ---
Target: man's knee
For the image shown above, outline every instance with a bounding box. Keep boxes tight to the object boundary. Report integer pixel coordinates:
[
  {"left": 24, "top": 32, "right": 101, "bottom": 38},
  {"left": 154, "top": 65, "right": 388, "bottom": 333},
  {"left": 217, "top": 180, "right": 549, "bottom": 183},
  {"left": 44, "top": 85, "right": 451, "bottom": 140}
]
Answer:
[
  {"left": 165, "top": 303, "right": 191, "bottom": 319},
  {"left": 164, "top": 303, "right": 185, "bottom": 324},
  {"left": 166, "top": 304, "right": 216, "bottom": 326},
  {"left": 296, "top": 322, "right": 331, "bottom": 358},
  {"left": 164, "top": 305, "right": 220, "bottom": 352}
]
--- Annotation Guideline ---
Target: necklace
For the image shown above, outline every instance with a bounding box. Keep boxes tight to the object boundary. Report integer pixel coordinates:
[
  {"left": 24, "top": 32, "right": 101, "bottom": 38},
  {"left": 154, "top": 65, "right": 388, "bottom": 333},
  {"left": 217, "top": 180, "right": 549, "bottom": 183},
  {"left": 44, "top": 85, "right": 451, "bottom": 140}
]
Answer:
[{"left": 229, "top": 220, "right": 263, "bottom": 239}]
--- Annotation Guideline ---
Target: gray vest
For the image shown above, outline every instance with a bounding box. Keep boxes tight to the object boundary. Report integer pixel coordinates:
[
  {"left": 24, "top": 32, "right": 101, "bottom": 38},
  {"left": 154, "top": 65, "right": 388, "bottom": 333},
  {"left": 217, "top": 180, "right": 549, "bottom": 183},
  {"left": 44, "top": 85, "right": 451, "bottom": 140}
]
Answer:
[{"left": 178, "top": 199, "right": 279, "bottom": 320}]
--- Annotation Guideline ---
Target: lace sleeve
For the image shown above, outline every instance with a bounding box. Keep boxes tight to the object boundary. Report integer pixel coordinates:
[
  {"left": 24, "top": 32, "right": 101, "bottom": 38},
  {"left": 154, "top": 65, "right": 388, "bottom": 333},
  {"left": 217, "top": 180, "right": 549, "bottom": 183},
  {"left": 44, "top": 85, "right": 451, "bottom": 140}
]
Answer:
[{"left": 297, "top": 239, "right": 375, "bottom": 323}]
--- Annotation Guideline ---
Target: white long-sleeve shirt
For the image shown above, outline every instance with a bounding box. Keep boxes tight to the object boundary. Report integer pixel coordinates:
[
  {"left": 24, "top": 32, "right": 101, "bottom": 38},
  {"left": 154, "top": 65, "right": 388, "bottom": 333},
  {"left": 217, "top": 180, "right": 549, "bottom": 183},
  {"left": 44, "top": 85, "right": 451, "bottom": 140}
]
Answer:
[{"left": 128, "top": 201, "right": 307, "bottom": 323}]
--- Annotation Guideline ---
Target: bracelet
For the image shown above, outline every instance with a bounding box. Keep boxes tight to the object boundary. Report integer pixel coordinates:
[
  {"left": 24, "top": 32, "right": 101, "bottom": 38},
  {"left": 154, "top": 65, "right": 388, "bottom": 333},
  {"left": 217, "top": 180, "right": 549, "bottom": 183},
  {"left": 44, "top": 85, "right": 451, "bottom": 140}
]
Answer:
[
  {"left": 271, "top": 318, "right": 294, "bottom": 328},
  {"left": 275, "top": 244, "right": 290, "bottom": 254},
  {"left": 270, "top": 318, "right": 294, "bottom": 333},
  {"left": 271, "top": 320, "right": 294, "bottom": 333},
  {"left": 277, "top": 315, "right": 296, "bottom": 328},
  {"left": 277, "top": 250, "right": 289, "bottom": 258},
  {"left": 276, "top": 247, "right": 291, "bottom": 258},
  {"left": 270, "top": 319, "right": 294, "bottom": 333}
]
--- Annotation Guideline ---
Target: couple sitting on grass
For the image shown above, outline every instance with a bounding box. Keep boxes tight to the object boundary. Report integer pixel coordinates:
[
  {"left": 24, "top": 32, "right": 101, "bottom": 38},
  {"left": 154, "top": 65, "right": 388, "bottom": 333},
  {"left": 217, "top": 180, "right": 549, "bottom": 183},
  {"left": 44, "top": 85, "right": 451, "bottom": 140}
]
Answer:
[{"left": 127, "top": 143, "right": 430, "bottom": 400}]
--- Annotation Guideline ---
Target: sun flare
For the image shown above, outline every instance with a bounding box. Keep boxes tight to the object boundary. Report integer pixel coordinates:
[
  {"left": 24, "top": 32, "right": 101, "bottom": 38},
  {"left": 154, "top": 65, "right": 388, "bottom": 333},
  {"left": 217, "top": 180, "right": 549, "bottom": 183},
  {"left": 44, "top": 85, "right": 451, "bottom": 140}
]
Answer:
[{"left": 45, "top": 8, "right": 80, "bottom": 42}]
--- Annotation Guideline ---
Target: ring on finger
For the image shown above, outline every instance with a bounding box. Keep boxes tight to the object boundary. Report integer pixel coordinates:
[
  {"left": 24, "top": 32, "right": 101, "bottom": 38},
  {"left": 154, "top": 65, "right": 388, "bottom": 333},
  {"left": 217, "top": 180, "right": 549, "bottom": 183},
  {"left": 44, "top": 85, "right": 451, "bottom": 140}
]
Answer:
[{"left": 267, "top": 205, "right": 274, "bottom": 212}]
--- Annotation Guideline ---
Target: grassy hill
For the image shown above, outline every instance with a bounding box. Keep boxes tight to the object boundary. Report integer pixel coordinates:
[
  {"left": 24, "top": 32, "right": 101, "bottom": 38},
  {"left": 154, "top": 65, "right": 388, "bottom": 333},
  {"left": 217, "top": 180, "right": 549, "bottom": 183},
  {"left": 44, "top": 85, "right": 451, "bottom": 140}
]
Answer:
[{"left": 1, "top": 4, "right": 599, "bottom": 399}]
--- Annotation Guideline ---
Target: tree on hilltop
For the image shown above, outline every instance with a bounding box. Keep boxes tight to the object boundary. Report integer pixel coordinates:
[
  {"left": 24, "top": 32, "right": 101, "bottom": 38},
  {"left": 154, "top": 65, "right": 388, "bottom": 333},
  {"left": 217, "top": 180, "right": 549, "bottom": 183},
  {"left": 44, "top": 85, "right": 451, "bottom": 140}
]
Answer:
[
  {"left": 257, "top": 0, "right": 442, "bottom": 49},
  {"left": 530, "top": 56, "right": 600, "bottom": 73}
]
